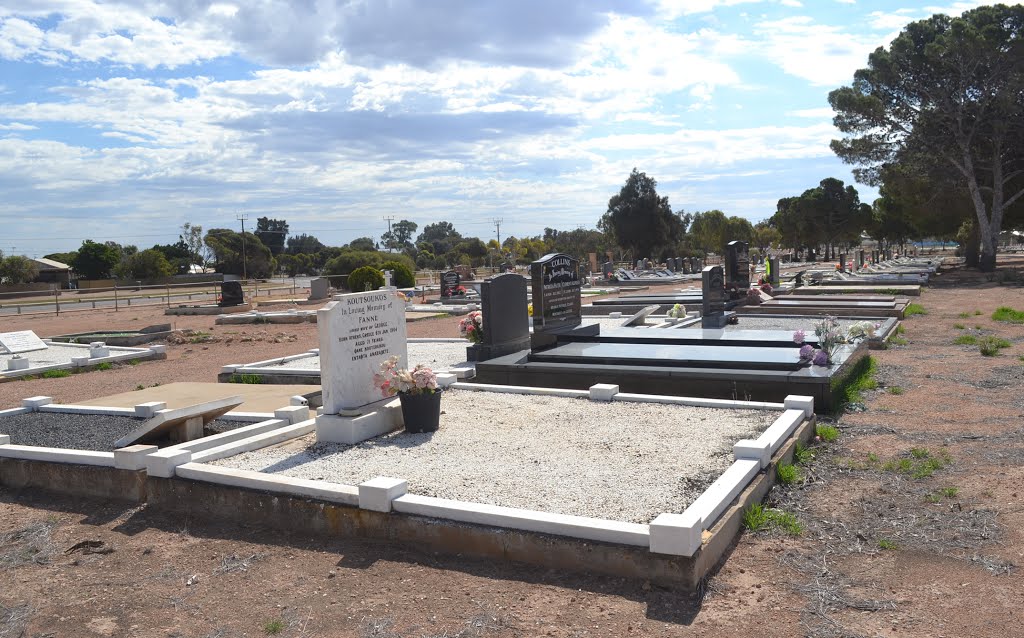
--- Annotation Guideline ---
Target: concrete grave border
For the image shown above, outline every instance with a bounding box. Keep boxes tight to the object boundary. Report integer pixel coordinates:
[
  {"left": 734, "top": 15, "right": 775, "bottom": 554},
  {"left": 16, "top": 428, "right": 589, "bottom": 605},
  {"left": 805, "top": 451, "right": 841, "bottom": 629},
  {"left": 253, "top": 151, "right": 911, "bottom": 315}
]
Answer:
[
  {"left": 0, "top": 384, "right": 816, "bottom": 588},
  {"left": 0, "top": 341, "right": 165, "bottom": 381}
]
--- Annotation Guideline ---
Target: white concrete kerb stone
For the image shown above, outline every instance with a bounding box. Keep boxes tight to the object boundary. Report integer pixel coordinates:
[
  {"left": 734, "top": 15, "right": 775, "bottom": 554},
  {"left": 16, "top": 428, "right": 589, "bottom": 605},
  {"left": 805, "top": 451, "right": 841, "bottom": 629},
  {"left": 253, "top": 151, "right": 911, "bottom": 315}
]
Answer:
[
  {"left": 0, "top": 434, "right": 9, "bottom": 445},
  {"left": 114, "top": 444, "right": 159, "bottom": 470},
  {"left": 649, "top": 511, "right": 703, "bottom": 556},
  {"left": 733, "top": 438, "right": 772, "bottom": 469},
  {"left": 274, "top": 405, "right": 310, "bottom": 424},
  {"left": 149, "top": 344, "right": 167, "bottom": 355},
  {"left": 589, "top": 383, "right": 619, "bottom": 402},
  {"left": 436, "top": 373, "right": 458, "bottom": 388},
  {"left": 22, "top": 396, "right": 52, "bottom": 410},
  {"left": 134, "top": 402, "right": 167, "bottom": 418},
  {"left": 145, "top": 449, "right": 192, "bottom": 478},
  {"left": 784, "top": 395, "right": 814, "bottom": 418},
  {"left": 358, "top": 476, "right": 408, "bottom": 512}
]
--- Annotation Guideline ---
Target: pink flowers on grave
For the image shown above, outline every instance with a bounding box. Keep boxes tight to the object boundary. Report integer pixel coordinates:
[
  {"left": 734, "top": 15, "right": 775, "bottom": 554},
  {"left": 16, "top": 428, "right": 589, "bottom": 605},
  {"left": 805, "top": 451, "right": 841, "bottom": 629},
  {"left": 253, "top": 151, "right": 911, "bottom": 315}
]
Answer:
[
  {"left": 812, "top": 349, "right": 830, "bottom": 367},
  {"left": 799, "top": 344, "right": 814, "bottom": 361},
  {"left": 373, "top": 355, "right": 440, "bottom": 397},
  {"left": 459, "top": 310, "right": 484, "bottom": 344},
  {"left": 793, "top": 329, "right": 806, "bottom": 344}
]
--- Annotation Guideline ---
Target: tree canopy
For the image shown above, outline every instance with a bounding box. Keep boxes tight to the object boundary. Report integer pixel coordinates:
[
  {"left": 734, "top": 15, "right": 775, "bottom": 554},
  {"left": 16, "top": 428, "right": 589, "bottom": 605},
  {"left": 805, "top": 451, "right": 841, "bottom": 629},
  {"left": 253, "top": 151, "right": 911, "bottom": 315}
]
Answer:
[
  {"left": 255, "top": 217, "right": 288, "bottom": 256},
  {"left": 204, "top": 229, "right": 274, "bottom": 278},
  {"left": 829, "top": 4, "right": 1024, "bottom": 270},
  {"left": 71, "top": 240, "right": 121, "bottom": 279},
  {"left": 599, "top": 168, "right": 684, "bottom": 260}
]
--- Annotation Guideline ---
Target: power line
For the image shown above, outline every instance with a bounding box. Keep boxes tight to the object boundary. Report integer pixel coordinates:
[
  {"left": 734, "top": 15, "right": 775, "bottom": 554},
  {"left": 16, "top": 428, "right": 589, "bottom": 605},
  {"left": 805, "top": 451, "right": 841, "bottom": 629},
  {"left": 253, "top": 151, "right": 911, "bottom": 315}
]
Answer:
[
  {"left": 492, "top": 218, "right": 503, "bottom": 247},
  {"left": 382, "top": 216, "right": 394, "bottom": 252}
]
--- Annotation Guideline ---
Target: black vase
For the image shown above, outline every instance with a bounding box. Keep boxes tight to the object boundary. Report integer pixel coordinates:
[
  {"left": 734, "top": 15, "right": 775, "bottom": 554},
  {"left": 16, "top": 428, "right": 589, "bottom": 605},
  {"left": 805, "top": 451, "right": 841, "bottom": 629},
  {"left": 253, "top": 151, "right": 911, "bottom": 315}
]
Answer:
[{"left": 399, "top": 390, "right": 442, "bottom": 433}]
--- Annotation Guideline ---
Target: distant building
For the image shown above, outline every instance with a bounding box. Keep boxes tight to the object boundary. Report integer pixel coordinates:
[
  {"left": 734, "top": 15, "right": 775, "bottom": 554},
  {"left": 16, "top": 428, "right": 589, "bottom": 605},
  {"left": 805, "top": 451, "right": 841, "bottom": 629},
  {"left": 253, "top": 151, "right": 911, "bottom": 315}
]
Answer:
[{"left": 30, "top": 257, "right": 71, "bottom": 286}]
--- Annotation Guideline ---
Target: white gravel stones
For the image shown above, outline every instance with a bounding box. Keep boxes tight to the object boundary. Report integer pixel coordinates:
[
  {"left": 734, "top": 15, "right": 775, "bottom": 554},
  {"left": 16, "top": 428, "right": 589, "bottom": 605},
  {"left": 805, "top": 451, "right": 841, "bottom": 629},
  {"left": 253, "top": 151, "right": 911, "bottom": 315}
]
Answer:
[
  {"left": 211, "top": 389, "right": 777, "bottom": 523},
  {"left": 0, "top": 413, "right": 243, "bottom": 450},
  {"left": 0, "top": 343, "right": 148, "bottom": 371}
]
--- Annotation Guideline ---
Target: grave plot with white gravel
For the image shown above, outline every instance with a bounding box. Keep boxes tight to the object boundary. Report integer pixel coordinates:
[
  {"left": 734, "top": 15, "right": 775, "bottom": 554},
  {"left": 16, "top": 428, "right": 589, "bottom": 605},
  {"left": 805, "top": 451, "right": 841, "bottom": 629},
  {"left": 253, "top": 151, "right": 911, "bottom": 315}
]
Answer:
[
  {"left": 210, "top": 389, "right": 779, "bottom": 524},
  {"left": 0, "top": 342, "right": 163, "bottom": 380}
]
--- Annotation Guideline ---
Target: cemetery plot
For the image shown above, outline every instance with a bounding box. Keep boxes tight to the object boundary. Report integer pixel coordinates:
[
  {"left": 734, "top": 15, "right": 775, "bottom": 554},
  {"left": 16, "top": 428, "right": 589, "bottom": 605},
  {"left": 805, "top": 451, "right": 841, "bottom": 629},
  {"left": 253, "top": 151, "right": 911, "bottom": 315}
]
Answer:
[
  {"left": 0, "top": 340, "right": 163, "bottom": 380},
  {"left": 530, "top": 342, "right": 807, "bottom": 371},
  {"left": 209, "top": 389, "right": 779, "bottom": 524}
]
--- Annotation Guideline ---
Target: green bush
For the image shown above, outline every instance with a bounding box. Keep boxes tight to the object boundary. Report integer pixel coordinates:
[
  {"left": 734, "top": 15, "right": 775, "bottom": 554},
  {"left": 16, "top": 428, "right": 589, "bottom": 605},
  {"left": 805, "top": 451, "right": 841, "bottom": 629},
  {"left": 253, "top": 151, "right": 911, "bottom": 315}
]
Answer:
[
  {"left": 953, "top": 334, "right": 978, "bottom": 345},
  {"left": 816, "top": 423, "right": 840, "bottom": 442},
  {"left": 323, "top": 250, "right": 384, "bottom": 277},
  {"left": 380, "top": 260, "right": 415, "bottom": 288},
  {"left": 347, "top": 266, "right": 385, "bottom": 292},
  {"left": 993, "top": 307, "right": 1024, "bottom": 323},
  {"left": 979, "top": 336, "right": 1011, "bottom": 356},
  {"left": 905, "top": 303, "right": 927, "bottom": 316}
]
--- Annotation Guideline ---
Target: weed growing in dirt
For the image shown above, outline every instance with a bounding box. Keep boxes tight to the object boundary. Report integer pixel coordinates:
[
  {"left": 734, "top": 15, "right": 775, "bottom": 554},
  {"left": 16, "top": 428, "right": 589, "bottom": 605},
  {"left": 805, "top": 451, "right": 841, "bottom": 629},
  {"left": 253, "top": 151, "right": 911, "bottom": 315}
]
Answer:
[
  {"left": 135, "top": 384, "right": 145, "bottom": 391},
  {"left": 229, "top": 374, "right": 263, "bottom": 384},
  {"left": 992, "top": 306, "right": 1024, "bottom": 323},
  {"left": 887, "top": 386, "right": 904, "bottom": 395},
  {"left": 882, "top": 448, "right": 951, "bottom": 479},
  {"left": 979, "top": 336, "right": 1011, "bottom": 356},
  {"left": 867, "top": 452, "right": 879, "bottom": 463},
  {"left": 188, "top": 331, "right": 214, "bottom": 344},
  {"left": 128, "top": 359, "right": 139, "bottom": 366},
  {"left": 263, "top": 618, "right": 284, "bottom": 635},
  {"left": 878, "top": 539, "right": 898, "bottom": 550},
  {"left": 953, "top": 334, "right": 978, "bottom": 345},
  {"left": 96, "top": 362, "right": 113, "bottom": 371},
  {"left": 742, "top": 503, "right": 804, "bottom": 536},
  {"left": 940, "top": 487, "right": 960, "bottom": 498},
  {"left": 834, "top": 356, "right": 878, "bottom": 405},
  {"left": 777, "top": 462, "right": 802, "bottom": 485},
  {"left": 794, "top": 441, "right": 814, "bottom": 464},
  {"left": 888, "top": 336, "right": 909, "bottom": 346},
  {"left": 924, "top": 493, "right": 941, "bottom": 503},
  {"left": 40, "top": 370, "right": 70, "bottom": 379},
  {"left": 953, "top": 322, "right": 966, "bottom": 329},
  {"left": 975, "top": 310, "right": 983, "bottom": 315},
  {"left": 895, "top": 324, "right": 906, "bottom": 335},
  {"left": 958, "top": 312, "right": 971, "bottom": 318},
  {"left": 905, "top": 303, "right": 927, "bottom": 316},
  {"left": 817, "top": 424, "right": 840, "bottom": 442},
  {"left": 19, "top": 375, "right": 37, "bottom": 381}
]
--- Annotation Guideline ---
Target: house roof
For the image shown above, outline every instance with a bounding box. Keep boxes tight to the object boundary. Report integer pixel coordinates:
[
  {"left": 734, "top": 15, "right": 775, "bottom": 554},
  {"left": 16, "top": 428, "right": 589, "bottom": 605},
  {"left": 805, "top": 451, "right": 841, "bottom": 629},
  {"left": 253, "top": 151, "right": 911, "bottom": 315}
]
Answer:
[{"left": 30, "top": 257, "right": 70, "bottom": 271}]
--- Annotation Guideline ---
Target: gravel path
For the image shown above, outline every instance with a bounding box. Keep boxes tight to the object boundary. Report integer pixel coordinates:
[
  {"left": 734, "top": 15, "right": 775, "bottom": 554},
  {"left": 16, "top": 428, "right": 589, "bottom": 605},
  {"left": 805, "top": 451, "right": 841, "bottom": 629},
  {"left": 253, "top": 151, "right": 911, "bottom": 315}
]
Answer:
[{"left": 212, "top": 389, "right": 778, "bottom": 523}]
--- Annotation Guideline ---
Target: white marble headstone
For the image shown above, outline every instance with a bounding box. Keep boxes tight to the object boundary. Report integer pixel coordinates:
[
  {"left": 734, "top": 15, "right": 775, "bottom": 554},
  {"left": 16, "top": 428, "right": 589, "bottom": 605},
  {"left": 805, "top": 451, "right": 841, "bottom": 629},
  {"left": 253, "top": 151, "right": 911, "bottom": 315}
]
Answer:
[
  {"left": 0, "top": 330, "right": 48, "bottom": 354},
  {"left": 318, "top": 290, "right": 408, "bottom": 413}
]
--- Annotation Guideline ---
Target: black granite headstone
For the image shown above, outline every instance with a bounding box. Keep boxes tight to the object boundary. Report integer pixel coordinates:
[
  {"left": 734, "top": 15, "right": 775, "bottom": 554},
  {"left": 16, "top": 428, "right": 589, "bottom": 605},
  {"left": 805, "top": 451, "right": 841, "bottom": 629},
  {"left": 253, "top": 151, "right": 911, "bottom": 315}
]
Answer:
[
  {"left": 466, "top": 273, "right": 531, "bottom": 362},
  {"left": 530, "top": 253, "right": 597, "bottom": 348},
  {"left": 499, "top": 262, "right": 515, "bottom": 273},
  {"left": 219, "top": 281, "right": 244, "bottom": 307},
  {"left": 724, "top": 240, "right": 750, "bottom": 298},
  {"left": 441, "top": 271, "right": 461, "bottom": 297},
  {"left": 839, "top": 253, "right": 846, "bottom": 272},
  {"left": 602, "top": 261, "right": 614, "bottom": 278},
  {"left": 701, "top": 265, "right": 730, "bottom": 328}
]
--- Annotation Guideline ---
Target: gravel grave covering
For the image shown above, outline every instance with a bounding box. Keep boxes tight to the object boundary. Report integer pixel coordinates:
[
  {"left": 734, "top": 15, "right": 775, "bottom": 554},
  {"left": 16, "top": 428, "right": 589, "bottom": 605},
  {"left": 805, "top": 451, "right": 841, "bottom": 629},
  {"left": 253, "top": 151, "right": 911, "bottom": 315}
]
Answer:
[
  {"left": 0, "top": 413, "right": 244, "bottom": 450},
  {"left": 0, "top": 412, "right": 145, "bottom": 450},
  {"left": 683, "top": 316, "right": 878, "bottom": 332},
  {"left": 211, "top": 389, "right": 778, "bottom": 523}
]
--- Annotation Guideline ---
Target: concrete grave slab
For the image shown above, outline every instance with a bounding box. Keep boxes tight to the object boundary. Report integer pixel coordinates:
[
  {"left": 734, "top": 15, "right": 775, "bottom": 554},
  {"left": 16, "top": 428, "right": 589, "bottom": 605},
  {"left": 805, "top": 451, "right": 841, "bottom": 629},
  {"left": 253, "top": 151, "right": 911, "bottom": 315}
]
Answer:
[
  {"left": 0, "top": 330, "right": 47, "bottom": 354},
  {"left": 114, "top": 396, "right": 244, "bottom": 447}
]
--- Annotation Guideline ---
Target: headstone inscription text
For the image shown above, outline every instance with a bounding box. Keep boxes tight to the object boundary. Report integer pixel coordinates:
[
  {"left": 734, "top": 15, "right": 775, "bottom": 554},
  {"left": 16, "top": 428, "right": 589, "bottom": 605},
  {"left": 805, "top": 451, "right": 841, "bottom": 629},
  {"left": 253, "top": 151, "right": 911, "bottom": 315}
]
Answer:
[
  {"left": 317, "top": 291, "right": 407, "bottom": 413},
  {"left": 441, "top": 271, "right": 461, "bottom": 297},
  {"left": 0, "top": 330, "right": 48, "bottom": 354},
  {"left": 531, "top": 253, "right": 582, "bottom": 332}
]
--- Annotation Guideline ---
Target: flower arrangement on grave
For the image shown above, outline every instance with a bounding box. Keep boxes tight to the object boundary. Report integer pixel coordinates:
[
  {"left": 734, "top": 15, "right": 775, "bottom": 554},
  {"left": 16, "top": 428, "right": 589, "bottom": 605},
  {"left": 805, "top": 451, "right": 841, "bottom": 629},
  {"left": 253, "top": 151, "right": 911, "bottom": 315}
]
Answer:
[
  {"left": 847, "top": 321, "right": 881, "bottom": 342},
  {"left": 793, "top": 316, "right": 843, "bottom": 366},
  {"left": 668, "top": 303, "right": 684, "bottom": 319},
  {"left": 745, "top": 287, "right": 763, "bottom": 304},
  {"left": 760, "top": 282, "right": 773, "bottom": 295},
  {"left": 451, "top": 285, "right": 467, "bottom": 296},
  {"left": 373, "top": 355, "right": 439, "bottom": 397},
  {"left": 459, "top": 310, "right": 484, "bottom": 344}
]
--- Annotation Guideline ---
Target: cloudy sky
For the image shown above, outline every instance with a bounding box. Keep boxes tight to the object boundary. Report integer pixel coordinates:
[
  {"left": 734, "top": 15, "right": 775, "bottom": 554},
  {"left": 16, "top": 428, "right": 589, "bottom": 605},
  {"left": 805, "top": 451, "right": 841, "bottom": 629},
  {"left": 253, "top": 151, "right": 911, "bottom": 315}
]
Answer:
[{"left": 0, "top": 0, "right": 992, "bottom": 255}]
